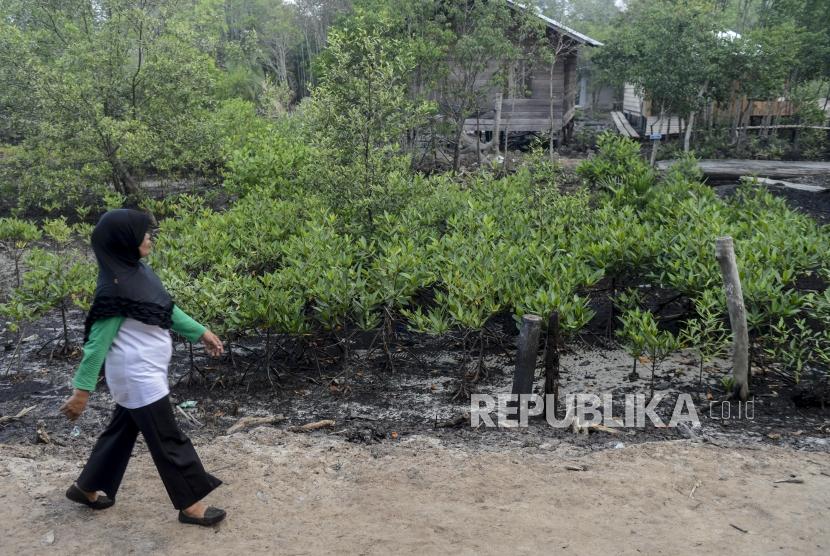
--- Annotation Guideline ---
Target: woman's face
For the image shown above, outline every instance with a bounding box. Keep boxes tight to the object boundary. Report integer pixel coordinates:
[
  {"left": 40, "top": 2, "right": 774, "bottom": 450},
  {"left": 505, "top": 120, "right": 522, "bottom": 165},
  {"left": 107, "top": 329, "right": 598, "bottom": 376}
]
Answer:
[{"left": 138, "top": 232, "right": 152, "bottom": 258}]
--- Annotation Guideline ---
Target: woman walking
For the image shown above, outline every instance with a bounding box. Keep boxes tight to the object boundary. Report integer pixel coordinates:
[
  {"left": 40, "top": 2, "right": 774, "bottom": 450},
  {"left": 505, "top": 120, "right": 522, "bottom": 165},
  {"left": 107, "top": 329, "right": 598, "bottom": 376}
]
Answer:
[{"left": 60, "top": 208, "right": 227, "bottom": 526}]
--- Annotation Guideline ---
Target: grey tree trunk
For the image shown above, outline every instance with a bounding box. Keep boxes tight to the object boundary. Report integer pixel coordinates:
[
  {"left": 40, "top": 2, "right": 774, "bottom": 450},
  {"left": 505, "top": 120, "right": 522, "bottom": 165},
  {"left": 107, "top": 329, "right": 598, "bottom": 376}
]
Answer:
[
  {"left": 737, "top": 102, "right": 754, "bottom": 148},
  {"left": 493, "top": 91, "right": 503, "bottom": 160},
  {"left": 548, "top": 59, "right": 555, "bottom": 161},
  {"left": 452, "top": 119, "right": 464, "bottom": 173},
  {"left": 683, "top": 83, "right": 707, "bottom": 152},
  {"left": 504, "top": 62, "right": 516, "bottom": 173},
  {"left": 684, "top": 111, "right": 696, "bottom": 152},
  {"left": 715, "top": 236, "right": 750, "bottom": 401},
  {"left": 649, "top": 105, "right": 666, "bottom": 166}
]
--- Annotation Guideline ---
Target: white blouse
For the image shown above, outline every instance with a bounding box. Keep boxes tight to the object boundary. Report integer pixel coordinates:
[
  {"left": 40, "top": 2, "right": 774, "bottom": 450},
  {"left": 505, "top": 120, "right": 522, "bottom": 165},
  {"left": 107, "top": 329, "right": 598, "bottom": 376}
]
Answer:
[{"left": 104, "top": 318, "right": 173, "bottom": 409}]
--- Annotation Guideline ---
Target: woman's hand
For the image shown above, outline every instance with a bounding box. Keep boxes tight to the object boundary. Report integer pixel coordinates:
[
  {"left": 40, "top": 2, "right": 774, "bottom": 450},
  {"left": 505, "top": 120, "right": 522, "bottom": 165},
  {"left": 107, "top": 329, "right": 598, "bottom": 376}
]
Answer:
[
  {"left": 201, "top": 330, "right": 224, "bottom": 357},
  {"left": 60, "top": 389, "right": 89, "bottom": 421}
]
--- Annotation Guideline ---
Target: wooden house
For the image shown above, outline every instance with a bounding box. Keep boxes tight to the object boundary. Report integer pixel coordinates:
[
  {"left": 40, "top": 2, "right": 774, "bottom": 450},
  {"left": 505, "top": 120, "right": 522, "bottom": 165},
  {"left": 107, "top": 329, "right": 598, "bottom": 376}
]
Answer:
[
  {"left": 621, "top": 84, "right": 685, "bottom": 137},
  {"left": 461, "top": 1, "right": 602, "bottom": 144},
  {"left": 620, "top": 84, "right": 798, "bottom": 138},
  {"left": 610, "top": 28, "right": 819, "bottom": 139}
]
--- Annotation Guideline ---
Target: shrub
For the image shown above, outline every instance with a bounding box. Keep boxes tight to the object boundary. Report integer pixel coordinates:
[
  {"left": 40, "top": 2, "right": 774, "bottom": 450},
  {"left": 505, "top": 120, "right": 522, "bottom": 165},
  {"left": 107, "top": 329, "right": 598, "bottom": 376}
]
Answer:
[{"left": 0, "top": 217, "right": 41, "bottom": 288}]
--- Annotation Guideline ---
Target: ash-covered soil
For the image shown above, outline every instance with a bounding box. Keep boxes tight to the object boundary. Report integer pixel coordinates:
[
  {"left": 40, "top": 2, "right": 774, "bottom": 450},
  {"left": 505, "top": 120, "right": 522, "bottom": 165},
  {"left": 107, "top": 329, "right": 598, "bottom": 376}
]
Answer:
[{"left": 0, "top": 303, "right": 827, "bottom": 454}]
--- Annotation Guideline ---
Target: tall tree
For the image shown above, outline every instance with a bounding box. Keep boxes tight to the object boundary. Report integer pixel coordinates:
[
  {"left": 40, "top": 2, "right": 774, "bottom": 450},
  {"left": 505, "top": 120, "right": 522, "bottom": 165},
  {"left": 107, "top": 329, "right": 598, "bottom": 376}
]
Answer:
[
  {"left": 305, "top": 11, "right": 433, "bottom": 226},
  {"left": 596, "top": 0, "right": 725, "bottom": 155},
  {"left": 436, "top": 1, "right": 514, "bottom": 172},
  {"left": 0, "top": 0, "right": 222, "bottom": 204},
  {"left": 756, "top": 0, "right": 830, "bottom": 112}
]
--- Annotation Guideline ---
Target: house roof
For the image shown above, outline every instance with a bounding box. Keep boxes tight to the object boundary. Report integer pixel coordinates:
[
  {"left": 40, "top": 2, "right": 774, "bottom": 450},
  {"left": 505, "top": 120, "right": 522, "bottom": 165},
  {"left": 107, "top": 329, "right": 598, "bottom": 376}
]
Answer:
[{"left": 505, "top": 0, "right": 604, "bottom": 47}]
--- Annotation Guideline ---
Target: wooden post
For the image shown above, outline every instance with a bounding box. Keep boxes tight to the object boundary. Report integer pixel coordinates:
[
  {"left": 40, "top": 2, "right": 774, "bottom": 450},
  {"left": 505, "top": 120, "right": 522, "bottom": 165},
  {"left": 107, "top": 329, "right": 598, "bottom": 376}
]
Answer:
[
  {"left": 511, "top": 314, "right": 542, "bottom": 421},
  {"left": 715, "top": 236, "right": 750, "bottom": 401},
  {"left": 649, "top": 106, "right": 665, "bottom": 166},
  {"left": 543, "top": 312, "right": 560, "bottom": 420},
  {"left": 493, "top": 92, "right": 503, "bottom": 161},
  {"left": 504, "top": 64, "right": 515, "bottom": 173}
]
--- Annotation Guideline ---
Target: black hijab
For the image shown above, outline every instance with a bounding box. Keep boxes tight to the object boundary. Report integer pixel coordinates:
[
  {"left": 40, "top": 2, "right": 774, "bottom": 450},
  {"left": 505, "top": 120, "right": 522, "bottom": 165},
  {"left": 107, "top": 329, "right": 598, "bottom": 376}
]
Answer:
[{"left": 83, "top": 209, "right": 173, "bottom": 341}]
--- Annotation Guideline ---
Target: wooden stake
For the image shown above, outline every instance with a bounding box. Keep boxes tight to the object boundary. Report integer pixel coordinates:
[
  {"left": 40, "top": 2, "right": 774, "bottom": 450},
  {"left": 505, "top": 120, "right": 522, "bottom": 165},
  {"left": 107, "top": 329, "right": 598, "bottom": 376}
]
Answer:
[
  {"left": 543, "top": 312, "right": 561, "bottom": 420},
  {"left": 511, "top": 314, "right": 542, "bottom": 421},
  {"left": 715, "top": 236, "right": 750, "bottom": 401}
]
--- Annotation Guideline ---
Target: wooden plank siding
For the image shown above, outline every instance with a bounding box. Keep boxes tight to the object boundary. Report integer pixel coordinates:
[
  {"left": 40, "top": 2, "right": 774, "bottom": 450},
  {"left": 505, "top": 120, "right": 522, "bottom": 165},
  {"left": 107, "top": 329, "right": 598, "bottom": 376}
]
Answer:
[
  {"left": 463, "top": 115, "right": 566, "bottom": 134},
  {"left": 463, "top": 51, "right": 579, "bottom": 134},
  {"left": 442, "top": 2, "right": 601, "bottom": 138},
  {"left": 623, "top": 84, "right": 644, "bottom": 116},
  {"left": 644, "top": 115, "right": 685, "bottom": 136}
]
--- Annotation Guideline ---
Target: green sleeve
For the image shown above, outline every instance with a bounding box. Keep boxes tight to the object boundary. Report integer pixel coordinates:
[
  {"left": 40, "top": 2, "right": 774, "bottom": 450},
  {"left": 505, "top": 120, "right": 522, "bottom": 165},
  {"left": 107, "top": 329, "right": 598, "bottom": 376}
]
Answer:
[
  {"left": 171, "top": 304, "right": 207, "bottom": 343},
  {"left": 72, "top": 317, "right": 124, "bottom": 391}
]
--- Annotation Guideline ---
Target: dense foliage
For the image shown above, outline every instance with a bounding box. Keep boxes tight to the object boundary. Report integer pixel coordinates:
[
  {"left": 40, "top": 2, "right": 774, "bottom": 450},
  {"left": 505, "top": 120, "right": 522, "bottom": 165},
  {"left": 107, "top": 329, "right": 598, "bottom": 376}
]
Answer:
[
  {"left": 153, "top": 133, "right": 830, "bottom": 386},
  {"left": 0, "top": 0, "right": 348, "bottom": 213},
  {"left": 8, "top": 132, "right": 827, "bottom": 391}
]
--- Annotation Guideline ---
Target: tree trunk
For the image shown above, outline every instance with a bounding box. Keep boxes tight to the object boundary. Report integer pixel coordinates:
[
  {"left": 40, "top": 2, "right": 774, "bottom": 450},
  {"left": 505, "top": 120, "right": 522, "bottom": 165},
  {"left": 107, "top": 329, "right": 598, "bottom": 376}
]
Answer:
[
  {"left": 492, "top": 92, "right": 503, "bottom": 160},
  {"left": 715, "top": 236, "right": 750, "bottom": 401},
  {"left": 275, "top": 39, "right": 288, "bottom": 85},
  {"left": 476, "top": 113, "right": 481, "bottom": 166},
  {"left": 459, "top": 93, "right": 501, "bottom": 162},
  {"left": 730, "top": 97, "right": 742, "bottom": 141},
  {"left": 649, "top": 137, "right": 660, "bottom": 167},
  {"left": 109, "top": 155, "right": 138, "bottom": 196},
  {"left": 548, "top": 57, "right": 556, "bottom": 161},
  {"left": 684, "top": 111, "right": 696, "bottom": 152},
  {"left": 707, "top": 101, "right": 714, "bottom": 130},
  {"left": 736, "top": 100, "right": 753, "bottom": 149},
  {"left": 452, "top": 119, "right": 464, "bottom": 174},
  {"left": 13, "top": 248, "right": 21, "bottom": 288},
  {"left": 649, "top": 107, "right": 664, "bottom": 166},
  {"left": 504, "top": 62, "right": 515, "bottom": 173},
  {"left": 684, "top": 83, "right": 707, "bottom": 152},
  {"left": 770, "top": 82, "right": 791, "bottom": 133},
  {"left": 60, "top": 300, "right": 69, "bottom": 353}
]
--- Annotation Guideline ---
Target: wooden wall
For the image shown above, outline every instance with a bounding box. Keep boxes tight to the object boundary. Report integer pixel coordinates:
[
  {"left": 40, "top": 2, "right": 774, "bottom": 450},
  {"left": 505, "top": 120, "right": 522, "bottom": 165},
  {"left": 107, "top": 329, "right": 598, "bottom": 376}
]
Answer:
[
  {"left": 463, "top": 49, "right": 580, "bottom": 134},
  {"left": 622, "top": 84, "right": 644, "bottom": 116}
]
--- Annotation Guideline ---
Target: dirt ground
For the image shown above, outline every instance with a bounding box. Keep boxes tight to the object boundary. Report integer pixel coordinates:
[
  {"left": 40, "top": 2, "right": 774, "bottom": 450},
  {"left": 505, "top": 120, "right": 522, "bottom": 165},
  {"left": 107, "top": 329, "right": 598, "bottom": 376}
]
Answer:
[{"left": 1, "top": 428, "right": 829, "bottom": 555}]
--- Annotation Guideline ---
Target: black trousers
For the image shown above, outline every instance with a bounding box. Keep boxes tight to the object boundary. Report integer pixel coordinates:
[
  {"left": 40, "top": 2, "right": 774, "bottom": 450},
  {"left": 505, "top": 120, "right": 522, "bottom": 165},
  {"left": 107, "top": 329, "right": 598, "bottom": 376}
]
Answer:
[{"left": 77, "top": 395, "right": 221, "bottom": 510}]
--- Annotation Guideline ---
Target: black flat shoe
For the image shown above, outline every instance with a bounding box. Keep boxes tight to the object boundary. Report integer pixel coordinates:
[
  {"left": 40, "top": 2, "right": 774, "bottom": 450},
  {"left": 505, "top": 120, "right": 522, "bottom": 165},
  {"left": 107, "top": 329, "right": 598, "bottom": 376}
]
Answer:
[
  {"left": 66, "top": 484, "right": 115, "bottom": 510},
  {"left": 178, "top": 506, "right": 226, "bottom": 527}
]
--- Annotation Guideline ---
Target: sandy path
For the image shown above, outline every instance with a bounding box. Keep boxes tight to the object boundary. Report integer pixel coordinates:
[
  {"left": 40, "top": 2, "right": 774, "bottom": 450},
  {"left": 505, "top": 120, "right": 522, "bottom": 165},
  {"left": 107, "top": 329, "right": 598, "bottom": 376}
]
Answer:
[{"left": 1, "top": 430, "right": 829, "bottom": 555}]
